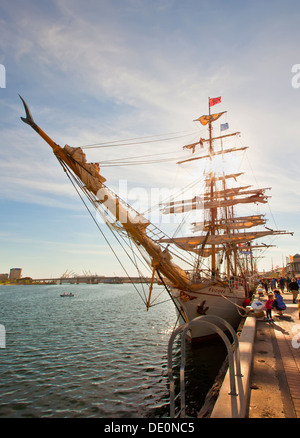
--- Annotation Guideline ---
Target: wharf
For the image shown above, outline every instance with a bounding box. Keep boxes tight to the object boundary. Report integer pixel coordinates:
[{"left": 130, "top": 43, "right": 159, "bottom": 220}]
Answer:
[
  {"left": 248, "top": 293, "right": 300, "bottom": 418},
  {"left": 207, "top": 291, "right": 300, "bottom": 418}
]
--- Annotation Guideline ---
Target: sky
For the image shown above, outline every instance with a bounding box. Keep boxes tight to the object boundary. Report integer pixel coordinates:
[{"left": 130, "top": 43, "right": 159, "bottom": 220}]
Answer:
[{"left": 0, "top": 0, "right": 299, "bottom": 279}]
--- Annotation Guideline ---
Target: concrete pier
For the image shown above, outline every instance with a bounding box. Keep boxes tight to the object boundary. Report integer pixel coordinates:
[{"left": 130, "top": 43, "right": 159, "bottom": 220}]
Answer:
[
  {"left": 210, "top": 291, "right": 300, "bottom": 418},
  {"left": 249, "top": 294, "right": 300, "bottom": 418}
]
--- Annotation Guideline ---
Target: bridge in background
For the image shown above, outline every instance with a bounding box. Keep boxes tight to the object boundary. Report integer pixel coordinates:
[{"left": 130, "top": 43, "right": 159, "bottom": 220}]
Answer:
[{"left": 31, "top": 276, "right": 153, "bottom": 284}]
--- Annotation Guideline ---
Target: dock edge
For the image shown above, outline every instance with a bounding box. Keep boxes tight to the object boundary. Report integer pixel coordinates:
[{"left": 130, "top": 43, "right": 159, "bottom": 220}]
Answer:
[{"left": 210, "top": 315, "right": 256, "bottom": 418}]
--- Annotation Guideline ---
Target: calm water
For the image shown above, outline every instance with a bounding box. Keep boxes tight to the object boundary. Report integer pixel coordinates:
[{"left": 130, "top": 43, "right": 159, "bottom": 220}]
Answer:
[{"left": 0, "top": 284, "right": 226, "bottom": 418}]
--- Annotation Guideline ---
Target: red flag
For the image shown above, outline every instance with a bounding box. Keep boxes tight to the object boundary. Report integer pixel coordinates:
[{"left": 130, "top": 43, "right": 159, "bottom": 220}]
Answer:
[{"left": 209, "top": 96, "right": 221, "bottom": 107}]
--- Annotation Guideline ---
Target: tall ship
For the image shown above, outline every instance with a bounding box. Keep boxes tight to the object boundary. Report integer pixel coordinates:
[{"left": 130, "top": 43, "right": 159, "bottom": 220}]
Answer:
[{"left": 19, "top": 95, "right": 292, "bottom": 341}]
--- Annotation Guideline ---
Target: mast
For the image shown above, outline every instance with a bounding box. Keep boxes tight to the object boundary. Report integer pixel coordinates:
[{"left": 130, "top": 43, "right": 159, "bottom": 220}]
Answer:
[
  {"left": 208, "top": 97, "right": 216, "bottom": 275},
  {"left": 222, "top": 173, "right": 231, "bottom": 277}
]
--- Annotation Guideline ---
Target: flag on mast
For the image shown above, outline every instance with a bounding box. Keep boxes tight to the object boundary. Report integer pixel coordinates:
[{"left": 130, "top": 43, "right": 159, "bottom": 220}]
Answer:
[
  {"left": 209, "top": 96, "right": 221, "bottom": 107},
  {"left": 220, "top": 122, "right": 229, "bottom": 131}
]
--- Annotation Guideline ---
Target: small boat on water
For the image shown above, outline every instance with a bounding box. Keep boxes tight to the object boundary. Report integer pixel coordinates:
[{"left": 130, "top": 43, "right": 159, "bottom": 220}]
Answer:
[{"left": 60, "top": 293, "right": 74, "bottom": 297}]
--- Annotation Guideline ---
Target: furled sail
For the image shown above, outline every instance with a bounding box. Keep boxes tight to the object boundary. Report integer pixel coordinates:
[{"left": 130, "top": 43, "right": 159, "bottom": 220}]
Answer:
[
  {"left": 192, "top": 215, "right": 266, "bottom": 232},
  {"left": 177, "top": 146, "right": 248, "bottom": 165},
  {"left": 205, "top": 172, "right": 244, "bottom": 184},
  {"left": 64, "top": 145, "right": 106, "bottom": 193},
  {"left": 162, "top": 189, "right": 270, "bottom": 214},
  {"left": 159, "top": 229, "right": 289, "bottom": 249},
  {"left": 182, "top": 132, "right": 240, "bottom": 154}
]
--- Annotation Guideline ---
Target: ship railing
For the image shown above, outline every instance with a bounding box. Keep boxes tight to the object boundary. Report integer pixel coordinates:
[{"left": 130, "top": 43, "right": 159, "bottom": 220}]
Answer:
[
  {"left": 185, "top": 270, "right": 245, "bottom": 286},
  {"left": 167, "top": 315, "right": 244, "bottom": 418},
  {"left": 229, "top": 276, "right": 246, "bottom": 287}
]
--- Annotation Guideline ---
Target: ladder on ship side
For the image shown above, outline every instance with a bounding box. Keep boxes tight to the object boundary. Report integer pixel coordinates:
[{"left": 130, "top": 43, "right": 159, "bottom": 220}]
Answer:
[{"left": 167, "top": 315, "right": 245, "bottom": 418}]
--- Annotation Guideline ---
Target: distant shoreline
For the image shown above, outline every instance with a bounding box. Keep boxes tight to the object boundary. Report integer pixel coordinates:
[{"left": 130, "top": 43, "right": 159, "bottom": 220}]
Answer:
[{"left": 0, "top": 276, "right": 156, "bottom": 286}]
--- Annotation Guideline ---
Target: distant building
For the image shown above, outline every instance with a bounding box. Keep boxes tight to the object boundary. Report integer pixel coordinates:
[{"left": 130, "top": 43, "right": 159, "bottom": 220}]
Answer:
[
  {"left": 9, "top": 268, "right": 22, "bottom": 282},
  {"left": 0, "top": 273, "right": 8, "bottom": 282},
  {"left": 287, "top": 254, "right": 300, "bottom": 277}
]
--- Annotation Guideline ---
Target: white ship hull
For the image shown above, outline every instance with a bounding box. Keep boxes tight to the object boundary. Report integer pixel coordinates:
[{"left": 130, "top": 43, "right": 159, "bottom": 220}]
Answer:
[{"left": 171, "top": 283, "right": 247, "bottom": 342}]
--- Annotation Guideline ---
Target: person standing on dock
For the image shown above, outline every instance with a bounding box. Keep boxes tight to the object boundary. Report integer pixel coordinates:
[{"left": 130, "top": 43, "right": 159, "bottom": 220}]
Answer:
[
  {"left": 262, "top": 279, "right": 269, "bottom": 293},
  {"left": 279, "top": 277, "right": 285, "bottom": 293},
  {"left": 289, "top": 278, "right": 299, "bottom": 304},
  {"left": 265, "top": 293, "right": 274, "bottom": 322},
  {"left": 271, "top": 278, "right": 277, "bottom": 291}
]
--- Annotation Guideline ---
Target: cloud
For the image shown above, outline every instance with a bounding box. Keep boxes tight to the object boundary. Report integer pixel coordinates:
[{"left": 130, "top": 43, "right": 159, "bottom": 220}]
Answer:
[{"left": 1, "top": 0, "right": 300, "bottom": 275}]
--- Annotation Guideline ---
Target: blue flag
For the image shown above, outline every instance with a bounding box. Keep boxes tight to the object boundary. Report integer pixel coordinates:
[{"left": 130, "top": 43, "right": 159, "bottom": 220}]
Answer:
[{"left": 220, "top": 122, "right": 229, "bottom": 131}]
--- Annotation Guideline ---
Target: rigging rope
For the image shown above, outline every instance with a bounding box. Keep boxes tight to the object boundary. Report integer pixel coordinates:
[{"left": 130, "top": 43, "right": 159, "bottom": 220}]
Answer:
[
  {"left": 98, "top": 155, "right": 188, "bottom": 167},
  {"left": 220, "top": 294, "right": 249, "bottom": 317},
  {"left": 77, "top": 130, "right": 200, "bottom": 149},
  {"left": 55, "top": 154, "right": 190, "bottom": 308},
  {"left": 99, "top": 149, "right": 182, "bottom": 163},
  {"left": 56, "top": 156, "right": 150, "bottom": 305}
]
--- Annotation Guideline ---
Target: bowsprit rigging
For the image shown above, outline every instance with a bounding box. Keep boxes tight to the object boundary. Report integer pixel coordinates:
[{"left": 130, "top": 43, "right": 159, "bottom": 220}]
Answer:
[
  {"left": 19, "top": 94, "right": 293, "bottom": 342},
  {"left": 76, "top": 130, "right": 200, "bottom": 167}
]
